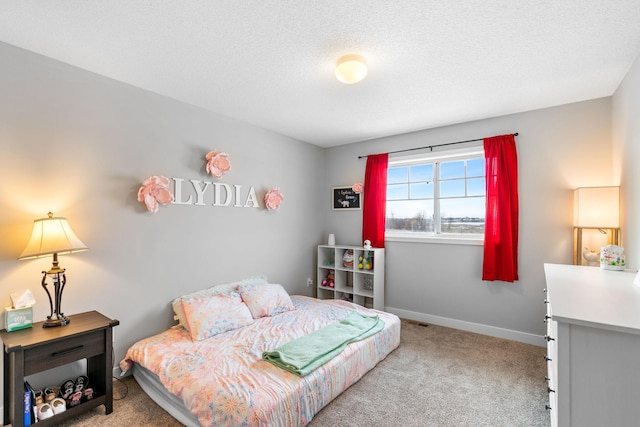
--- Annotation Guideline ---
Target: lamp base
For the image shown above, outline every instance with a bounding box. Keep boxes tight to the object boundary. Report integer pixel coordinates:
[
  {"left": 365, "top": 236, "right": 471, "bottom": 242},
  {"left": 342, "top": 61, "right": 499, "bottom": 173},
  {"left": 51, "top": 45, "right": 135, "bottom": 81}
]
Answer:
[
  {"left": 42, "top": 316, "right": 70, "bottom": 328},
  {"left": 573, "top": 227, "right": 620, "bottom": 265},
  {"left": 41, "top": 268, "right": 70, "bottom": 328}
]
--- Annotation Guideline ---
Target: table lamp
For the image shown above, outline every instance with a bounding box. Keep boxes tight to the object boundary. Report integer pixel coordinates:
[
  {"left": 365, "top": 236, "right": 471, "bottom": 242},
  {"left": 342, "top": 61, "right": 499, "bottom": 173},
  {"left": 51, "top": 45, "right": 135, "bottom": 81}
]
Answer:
[
  {"left": 573, "top": 187, "right": 620, "bottom": 265},
  {"left": 18, "top": 212, "right": 88, "bottom": 327}
]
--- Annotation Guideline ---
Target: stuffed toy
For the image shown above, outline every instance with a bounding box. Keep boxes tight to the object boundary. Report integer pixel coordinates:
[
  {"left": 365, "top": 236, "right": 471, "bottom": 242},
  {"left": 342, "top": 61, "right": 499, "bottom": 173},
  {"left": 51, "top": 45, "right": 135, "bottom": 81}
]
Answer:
[
  {"left": 342, "top": 250, "right": 354, "bottom": 268},
  {"left": 321, "top": 270, "right": 335, "bottom": 288},
  {"left": 358, "top": 251, "right": 374, "bottom": 270}
]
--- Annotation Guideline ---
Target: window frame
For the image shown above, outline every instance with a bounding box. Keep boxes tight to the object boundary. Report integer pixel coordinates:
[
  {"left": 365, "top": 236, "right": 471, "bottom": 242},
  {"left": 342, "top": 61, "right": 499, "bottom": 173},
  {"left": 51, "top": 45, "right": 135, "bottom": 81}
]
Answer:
[{"left": 385, "top": 144, "right": 485, "bottom": 246}]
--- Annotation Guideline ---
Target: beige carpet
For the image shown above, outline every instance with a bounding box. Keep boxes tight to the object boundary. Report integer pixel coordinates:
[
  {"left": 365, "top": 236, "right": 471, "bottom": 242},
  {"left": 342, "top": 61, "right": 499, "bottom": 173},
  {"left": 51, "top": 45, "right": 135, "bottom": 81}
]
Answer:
[{"left": 60, "top": 320, "right": 551, "bottom": 426}]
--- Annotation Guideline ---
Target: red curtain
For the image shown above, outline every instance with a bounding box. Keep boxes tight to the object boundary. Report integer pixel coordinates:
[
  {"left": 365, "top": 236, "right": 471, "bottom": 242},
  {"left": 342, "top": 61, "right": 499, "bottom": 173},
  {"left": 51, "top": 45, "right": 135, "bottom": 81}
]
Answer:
[
  {"left": 482, "top": 134, "right": 519, "bottom": 282},
  {"left": 362, "top": 153, "right": 388, "bottom": 248}
]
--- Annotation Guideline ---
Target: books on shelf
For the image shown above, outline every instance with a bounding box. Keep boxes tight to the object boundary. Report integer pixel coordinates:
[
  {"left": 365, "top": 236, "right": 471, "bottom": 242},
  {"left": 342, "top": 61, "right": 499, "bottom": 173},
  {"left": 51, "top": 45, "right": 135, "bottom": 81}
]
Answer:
[
  {"left": 23, "top": 381, "right": 32, "bottom": 426},
  {"left": 24, "top": 380, "right": 38, "bottom": 425}
]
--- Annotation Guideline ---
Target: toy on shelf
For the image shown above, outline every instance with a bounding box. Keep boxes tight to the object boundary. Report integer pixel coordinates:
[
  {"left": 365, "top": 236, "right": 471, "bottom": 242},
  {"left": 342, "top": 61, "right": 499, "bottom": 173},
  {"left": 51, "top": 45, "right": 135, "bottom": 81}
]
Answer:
[
  {"left": 358, "top": 251, "right": 374, "bottom": 270},
  {"left": 321, "top": 270, "right": 335, "bottom": 288},
  {"left": 323, "top": 252, "right": 335, "bottom": 267},
  {"left": 343, "top": 250, "right": 354, "bottom": 268}
]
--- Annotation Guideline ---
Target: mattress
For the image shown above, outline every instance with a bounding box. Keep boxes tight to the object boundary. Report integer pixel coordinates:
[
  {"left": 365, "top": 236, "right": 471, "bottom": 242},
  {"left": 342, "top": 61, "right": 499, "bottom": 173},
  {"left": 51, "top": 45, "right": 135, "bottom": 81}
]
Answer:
[
  {"left": 122, "top": 296, "right": 400, "bottom": 427},
  {"left": 134, "top": 363, "right": 201, "bottom": 426}
]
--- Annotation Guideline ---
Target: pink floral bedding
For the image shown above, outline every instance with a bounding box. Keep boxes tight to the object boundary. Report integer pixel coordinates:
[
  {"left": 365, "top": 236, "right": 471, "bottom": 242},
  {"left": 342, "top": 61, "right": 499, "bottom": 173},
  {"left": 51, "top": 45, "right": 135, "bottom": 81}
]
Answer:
[{"left": 121, "top": 296, "right": 400, "bottom": 427}]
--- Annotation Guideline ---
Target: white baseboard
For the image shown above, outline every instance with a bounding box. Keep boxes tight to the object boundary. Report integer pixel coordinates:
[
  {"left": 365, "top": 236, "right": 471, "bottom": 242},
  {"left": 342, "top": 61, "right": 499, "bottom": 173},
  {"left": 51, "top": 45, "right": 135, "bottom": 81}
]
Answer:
[{"left": 385, "top": 306, "right": 546, "bottom": 347}]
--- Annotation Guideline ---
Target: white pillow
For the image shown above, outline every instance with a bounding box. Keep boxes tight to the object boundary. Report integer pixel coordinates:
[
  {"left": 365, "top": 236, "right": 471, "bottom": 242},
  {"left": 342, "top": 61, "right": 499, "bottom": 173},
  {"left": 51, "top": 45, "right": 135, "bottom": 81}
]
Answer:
[
  {"left": 172, "top": 276, "right": 268, "bottom": 328},
  {"left": 181, "top": 292, "right": 254, "bottom": 341},
  {"left": 237, "top": 283, "right": 296, "bottom": 318}
]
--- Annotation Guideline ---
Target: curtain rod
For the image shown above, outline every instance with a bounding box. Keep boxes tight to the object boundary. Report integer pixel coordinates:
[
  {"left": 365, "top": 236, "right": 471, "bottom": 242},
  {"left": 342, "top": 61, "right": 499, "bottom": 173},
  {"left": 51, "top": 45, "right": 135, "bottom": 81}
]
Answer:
[{"left": 357, "top": 132, "right": 519, "bottom": 159}]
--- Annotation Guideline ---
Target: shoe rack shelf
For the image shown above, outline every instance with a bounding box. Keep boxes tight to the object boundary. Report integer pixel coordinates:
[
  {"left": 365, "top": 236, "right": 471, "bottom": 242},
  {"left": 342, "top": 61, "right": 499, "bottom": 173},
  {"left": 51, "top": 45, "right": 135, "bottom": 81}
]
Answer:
[
  {"left": 0, "top": 311, "right": 119, "bottom": 427},
  {"left": 316, "top": 244, "right": 385, "bottom": 311}
]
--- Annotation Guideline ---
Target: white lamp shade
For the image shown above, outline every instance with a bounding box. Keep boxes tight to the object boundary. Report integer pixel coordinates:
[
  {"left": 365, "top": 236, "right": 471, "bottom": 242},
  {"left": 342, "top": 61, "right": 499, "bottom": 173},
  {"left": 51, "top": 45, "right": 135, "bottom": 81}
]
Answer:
[
  {"left": 19, "top": 214, "right": 88, "bottom": 259},
  {"left": 335, "top": 54, "right": 368, "bottom": 84},
  {"left": 573, "top": 186, "right": 620, "bottom": 228}
]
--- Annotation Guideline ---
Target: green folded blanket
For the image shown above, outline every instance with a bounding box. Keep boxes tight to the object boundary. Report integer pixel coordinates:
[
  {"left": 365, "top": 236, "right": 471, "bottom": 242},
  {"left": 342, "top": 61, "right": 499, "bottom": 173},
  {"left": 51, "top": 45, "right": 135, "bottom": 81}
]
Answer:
[{"left": 262, "top": 311, "right": 384, "bottom": 376}]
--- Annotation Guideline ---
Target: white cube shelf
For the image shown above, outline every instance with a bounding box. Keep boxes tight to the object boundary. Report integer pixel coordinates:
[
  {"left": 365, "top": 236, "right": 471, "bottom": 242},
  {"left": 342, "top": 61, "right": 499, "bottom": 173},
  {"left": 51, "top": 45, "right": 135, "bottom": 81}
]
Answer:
[{"left": 316, "top": 244, "right": 385, "bottom": 311}]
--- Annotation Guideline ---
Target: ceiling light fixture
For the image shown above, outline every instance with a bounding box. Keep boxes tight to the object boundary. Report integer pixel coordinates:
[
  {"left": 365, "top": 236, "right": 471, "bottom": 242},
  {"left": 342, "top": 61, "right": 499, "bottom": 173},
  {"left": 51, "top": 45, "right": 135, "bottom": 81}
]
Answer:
[{"left": 335, "top": 54, "right": 368, "bottom": 84}]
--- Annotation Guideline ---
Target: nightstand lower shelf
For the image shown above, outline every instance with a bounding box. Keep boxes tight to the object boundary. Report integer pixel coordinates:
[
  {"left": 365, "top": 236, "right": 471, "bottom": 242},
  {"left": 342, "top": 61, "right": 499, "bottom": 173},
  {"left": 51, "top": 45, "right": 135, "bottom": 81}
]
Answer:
[{"left": 35, "top": 395, "right": 107, "bottom": 426}]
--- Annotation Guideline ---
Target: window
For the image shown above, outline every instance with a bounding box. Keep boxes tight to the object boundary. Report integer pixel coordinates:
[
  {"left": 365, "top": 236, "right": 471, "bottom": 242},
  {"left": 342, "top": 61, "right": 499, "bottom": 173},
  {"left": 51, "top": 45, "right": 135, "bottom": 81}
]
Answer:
[{"left": 385, "top": 146, "right": 485, "bottom": 242}]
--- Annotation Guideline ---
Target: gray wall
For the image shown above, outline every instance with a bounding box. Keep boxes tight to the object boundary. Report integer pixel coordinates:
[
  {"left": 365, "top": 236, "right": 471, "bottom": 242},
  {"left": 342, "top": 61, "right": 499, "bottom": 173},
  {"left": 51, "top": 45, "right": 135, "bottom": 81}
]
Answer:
[
  {"left": 323, "top": 98, "right": 614, "bottom": 343},
  {"left": 613, "top": 51, "right": 640, "bottom": 269},
  {"left": 0, "top": 42, "right": 324, "bottom": 368}
]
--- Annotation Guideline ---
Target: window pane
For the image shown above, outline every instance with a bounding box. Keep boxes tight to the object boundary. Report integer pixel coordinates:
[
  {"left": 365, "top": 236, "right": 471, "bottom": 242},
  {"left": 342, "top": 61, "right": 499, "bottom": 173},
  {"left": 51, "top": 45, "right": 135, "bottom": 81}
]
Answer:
[
  {"left": 388, "top": 167, "right": 408, "bottom": 184},
  {"left": 467, "top": 158, "right": 485, "bottom": 177},
  {"left": 386, "top": 153, "right": 486, "bottom": 238},
  {"left": 387, "top": 184, "right": 408, "bottom": 200},
  {"left": 440, "top": 161, "right": 464, "bottom": 179},
  {"left": 467, "top": 177, "right": 485, "bottom": 196},
  {"left": 386, "top": 200, "right": 434, "bottom": 232},
  {"left": 440, "top": 179, "right": 465, "bottom": 197},
  {"left": 409, "top": 182, "right": 433, "bottom": 199},
  {"left": 409, "top": 164, "right": 433, "bottom": 182},
  {"left": 440, "top": 197, "right": 485, "bottom": 234}
]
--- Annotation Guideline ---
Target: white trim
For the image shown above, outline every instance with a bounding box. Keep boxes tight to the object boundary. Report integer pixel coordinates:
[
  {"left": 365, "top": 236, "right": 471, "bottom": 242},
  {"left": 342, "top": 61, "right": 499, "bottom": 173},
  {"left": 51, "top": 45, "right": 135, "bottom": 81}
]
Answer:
[
  {"left": 386, "top": 144, "right": 486, "bottom": 242},
  {"left": 388, "top": 144, "right": 484, "bottom": 165},
  {"left": 386, "top": 234, "right": 483, "bottom": 245},
  {"left": 386, "top": 306, "right": 546, "bottom": 347}
]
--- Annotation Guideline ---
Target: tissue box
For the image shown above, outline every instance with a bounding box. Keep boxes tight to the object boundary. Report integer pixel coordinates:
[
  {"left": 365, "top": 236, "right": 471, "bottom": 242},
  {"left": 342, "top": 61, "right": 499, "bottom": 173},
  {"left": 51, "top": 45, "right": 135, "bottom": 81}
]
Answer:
[{"left": 4, "top": 306, "right": 33, "bottom": 332}]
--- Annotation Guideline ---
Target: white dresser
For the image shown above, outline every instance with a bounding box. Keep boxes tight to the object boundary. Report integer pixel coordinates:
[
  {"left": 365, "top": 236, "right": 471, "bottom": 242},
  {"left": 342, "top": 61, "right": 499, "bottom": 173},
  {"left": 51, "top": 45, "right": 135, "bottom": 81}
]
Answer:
[{"left": 543, "top": 263, "right": 640, "bottom": 427}]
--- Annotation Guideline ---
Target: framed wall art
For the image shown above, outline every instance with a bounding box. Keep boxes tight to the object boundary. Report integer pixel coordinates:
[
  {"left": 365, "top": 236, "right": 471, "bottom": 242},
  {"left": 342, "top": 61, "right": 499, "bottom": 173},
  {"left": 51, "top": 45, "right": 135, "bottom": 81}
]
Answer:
[{"left": 332, "top": 186, "right": 361, "bottom": 210}]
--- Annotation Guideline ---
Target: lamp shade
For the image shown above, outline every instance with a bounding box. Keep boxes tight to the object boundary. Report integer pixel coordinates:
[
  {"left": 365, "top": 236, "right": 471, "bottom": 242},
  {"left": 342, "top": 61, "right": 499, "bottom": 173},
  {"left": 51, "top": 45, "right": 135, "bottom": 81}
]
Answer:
[
  {"left": 18, "top": 213, "right": 88, "bottom": 260},
  {"left": 335, "top": 54, "right": 368, "bottom": 84},
  {"left": 573, "top": 186, "right": 620, "bottom": 228}
]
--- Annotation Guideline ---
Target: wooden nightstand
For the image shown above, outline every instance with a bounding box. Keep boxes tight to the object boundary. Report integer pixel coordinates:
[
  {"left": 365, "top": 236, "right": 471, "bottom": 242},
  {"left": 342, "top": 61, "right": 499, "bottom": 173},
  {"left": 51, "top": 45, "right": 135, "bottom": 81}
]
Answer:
[{"left": 0, "top": 311, "right": 119, "bottom": 426}]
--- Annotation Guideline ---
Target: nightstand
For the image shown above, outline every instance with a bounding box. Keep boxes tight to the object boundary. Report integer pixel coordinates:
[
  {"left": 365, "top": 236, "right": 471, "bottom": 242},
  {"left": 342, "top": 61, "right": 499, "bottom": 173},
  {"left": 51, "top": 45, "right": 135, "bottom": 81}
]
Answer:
[{"left": 0, "top": 311, "right": 119, "bottom": 426}]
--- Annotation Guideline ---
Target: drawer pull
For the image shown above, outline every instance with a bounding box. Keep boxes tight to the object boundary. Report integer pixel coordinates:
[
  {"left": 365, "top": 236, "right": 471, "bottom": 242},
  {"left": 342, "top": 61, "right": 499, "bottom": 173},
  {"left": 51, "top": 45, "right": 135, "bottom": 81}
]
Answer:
[
  {"left": 545, "top": 405, "right": 552, "bottom": 411},
  {"left": 543, "top": 288, "right": 548, "bottom": 293},
  {"left": 52, "top": 345, "right": 84, "bottom": 357},
  {"left": 548, "top": 387, "right": 555, "bottom": 393},
  {"left": 544, "top": 376, "right": 550, "bottom": 382},
  {"left": 544, "top": 315, "right": 551, "bottom": 323},
  {"left": 544, "top": 355, "right": 552, "bottom": 362},
  {"left": 543, "top": 299, "right": 549, "bottom": 304},
  {"left": 544, "top": 335, "right": 555, "bottom": 342}
]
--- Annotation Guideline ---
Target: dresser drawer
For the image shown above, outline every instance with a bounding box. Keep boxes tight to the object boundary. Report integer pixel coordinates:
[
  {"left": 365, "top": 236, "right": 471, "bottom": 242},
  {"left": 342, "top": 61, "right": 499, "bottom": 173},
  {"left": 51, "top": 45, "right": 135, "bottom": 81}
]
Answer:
[{"left": 24, "top": 330, "right": 106, "bottom": 375}]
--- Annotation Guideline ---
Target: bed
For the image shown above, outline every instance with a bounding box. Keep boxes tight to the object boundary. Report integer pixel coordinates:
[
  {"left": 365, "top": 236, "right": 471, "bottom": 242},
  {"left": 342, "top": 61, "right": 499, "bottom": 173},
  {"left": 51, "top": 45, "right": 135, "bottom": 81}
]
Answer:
[{"left": 120, "top": 280, "right": 401, "bottom": 427}]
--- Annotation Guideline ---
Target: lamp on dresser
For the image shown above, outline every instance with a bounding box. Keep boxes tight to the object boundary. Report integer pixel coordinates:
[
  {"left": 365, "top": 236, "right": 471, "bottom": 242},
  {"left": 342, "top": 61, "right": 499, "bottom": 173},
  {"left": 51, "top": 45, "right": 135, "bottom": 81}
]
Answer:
[
  {"left": 18, "top": 212, "right": 88, "bottom": 327},
  {"left": 573, "top": 186, "right": 620, "bottom": 265}
]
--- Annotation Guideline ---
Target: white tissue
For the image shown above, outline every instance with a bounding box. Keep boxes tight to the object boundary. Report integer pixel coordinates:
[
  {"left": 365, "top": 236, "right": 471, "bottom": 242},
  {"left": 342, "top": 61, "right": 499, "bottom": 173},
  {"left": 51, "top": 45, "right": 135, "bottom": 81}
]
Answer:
[{"left": 10, "top": 289, "right": 36, "bottom": 308}]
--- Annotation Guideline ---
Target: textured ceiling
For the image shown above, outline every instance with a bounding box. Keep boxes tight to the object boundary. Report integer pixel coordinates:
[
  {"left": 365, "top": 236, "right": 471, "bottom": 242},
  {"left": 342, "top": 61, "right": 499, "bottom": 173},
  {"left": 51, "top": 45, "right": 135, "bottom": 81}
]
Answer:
[{"left": 1, "top": 1, "right": 640, "bottom": 147}]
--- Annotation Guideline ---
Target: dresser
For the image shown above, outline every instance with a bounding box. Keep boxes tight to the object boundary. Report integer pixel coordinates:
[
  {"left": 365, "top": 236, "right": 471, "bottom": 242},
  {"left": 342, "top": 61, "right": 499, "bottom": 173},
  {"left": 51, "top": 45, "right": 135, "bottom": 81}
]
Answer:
[{"left": 543, "top": 264, "right": 640, "bottom": 427}]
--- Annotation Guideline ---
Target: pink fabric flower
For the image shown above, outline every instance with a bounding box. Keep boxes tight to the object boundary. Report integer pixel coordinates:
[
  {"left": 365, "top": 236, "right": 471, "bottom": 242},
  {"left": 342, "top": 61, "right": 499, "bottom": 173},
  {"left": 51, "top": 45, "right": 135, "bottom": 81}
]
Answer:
[
  {"left": 264, "top": 188, "right": 284, "bottom": 210},
  {"left": 352, "top": 182, "right": 363, "bottom": 194},
  {"left": 137, "top": 175, "right": 173, "bottom": 213},
  {"left": 205, "top": 151, "right": 231, "bottom": 178}
]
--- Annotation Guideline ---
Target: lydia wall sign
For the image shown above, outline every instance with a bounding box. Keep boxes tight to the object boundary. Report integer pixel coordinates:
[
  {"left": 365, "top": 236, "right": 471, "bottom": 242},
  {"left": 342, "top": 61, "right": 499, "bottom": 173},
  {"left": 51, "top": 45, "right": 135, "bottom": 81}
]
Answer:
[
  {"left": 172, "top": 178, "right": 259, "bottom": 208},
  {"left": 137, "top": 176, "right": 284, "bottom": 213},
  {"left": 137, "top": 151, "right": 284, "bottom": 213}
]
